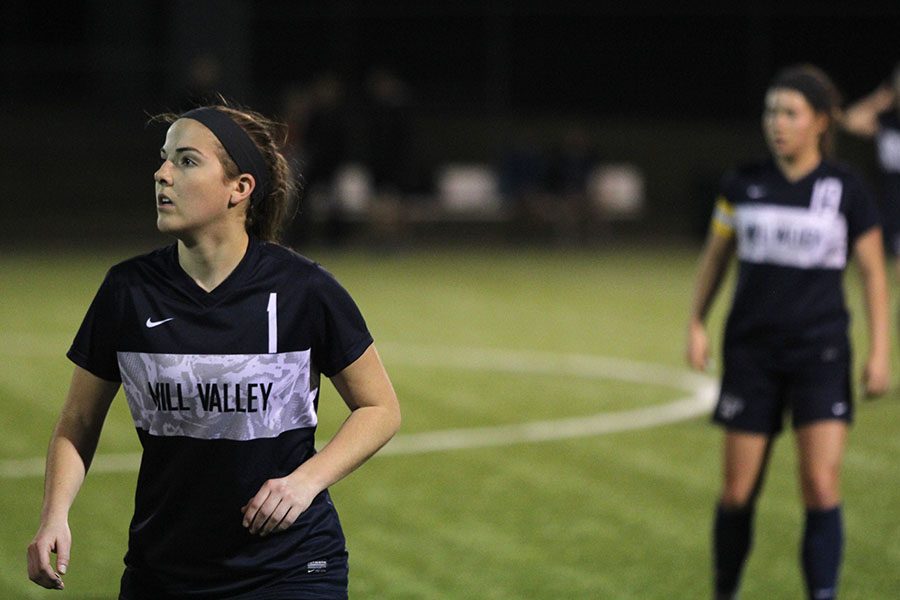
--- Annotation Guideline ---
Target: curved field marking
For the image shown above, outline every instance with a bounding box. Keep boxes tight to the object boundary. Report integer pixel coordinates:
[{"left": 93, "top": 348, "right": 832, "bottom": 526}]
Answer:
[
  {"left": 377, "top": 344, "right": 717, "bottom": 455},
  {"left": 0, "top": 345, "right": 717, "bottom": 478}
]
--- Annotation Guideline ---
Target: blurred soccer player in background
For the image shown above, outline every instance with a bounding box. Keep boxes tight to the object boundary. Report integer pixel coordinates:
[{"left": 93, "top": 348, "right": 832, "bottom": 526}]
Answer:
[
  {"left": 27, "top": 103, "right": 400, "bottom": 598},
  {"left": 685, "top": 64, "right": 890, "bottom": 600},
  {"left": 842, "top": 60, "right": 900, "bottom": 353}
]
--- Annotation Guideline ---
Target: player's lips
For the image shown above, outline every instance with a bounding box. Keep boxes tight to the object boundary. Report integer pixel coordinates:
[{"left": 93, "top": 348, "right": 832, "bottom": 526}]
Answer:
[{"left": 156, "top": 193, "right": 174, "bottom": 207}]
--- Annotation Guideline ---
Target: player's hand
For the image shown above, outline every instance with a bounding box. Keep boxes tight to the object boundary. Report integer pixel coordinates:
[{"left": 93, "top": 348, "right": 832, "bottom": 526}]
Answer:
[
  {"left": 686, "top": 320, "right": 710, "bottom": 372},
  {"left": 862, "top": 354, "right": 890, "bottom": 399},
  {"left": 241, "top": 475, "right": 319, "bottom": 537},
  {"left": 27, "top": 520, "right": 70, "bottom": 589}
]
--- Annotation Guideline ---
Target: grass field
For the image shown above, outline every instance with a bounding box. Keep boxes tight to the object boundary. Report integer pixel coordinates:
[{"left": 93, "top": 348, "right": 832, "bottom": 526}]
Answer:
[{"left": 1, "top": 242, "right": 898, "bottom": 599}]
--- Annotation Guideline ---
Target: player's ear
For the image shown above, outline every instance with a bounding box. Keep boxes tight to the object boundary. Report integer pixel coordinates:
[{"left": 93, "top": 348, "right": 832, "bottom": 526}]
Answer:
[{"left": 228, "top": 174, "right": 255, "bottom": 208}]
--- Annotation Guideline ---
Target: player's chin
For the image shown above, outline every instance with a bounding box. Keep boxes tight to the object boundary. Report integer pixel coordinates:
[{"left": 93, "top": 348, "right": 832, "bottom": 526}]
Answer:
[
  {"left": 767, "top": 140, "right": 789, "bottom": 158},
  {"left": 156, "top": 214, "right": 182, "bottom": 235}
]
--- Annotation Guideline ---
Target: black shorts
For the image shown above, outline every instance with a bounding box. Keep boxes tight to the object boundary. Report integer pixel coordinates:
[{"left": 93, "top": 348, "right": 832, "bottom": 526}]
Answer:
[
  {"left": 713, "top": 334, "right": 853, "bottom": 435},
  {"left": 119, "top": 553, "right": 349, "bottom": 600}
]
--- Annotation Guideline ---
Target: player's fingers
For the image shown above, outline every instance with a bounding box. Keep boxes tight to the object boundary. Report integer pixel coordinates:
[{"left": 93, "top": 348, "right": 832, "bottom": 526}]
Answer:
[
  {"left": 688, "top": 347, "right": 707, "bottom": 371},
  {"left": 241, "top": 488, "right": 271, "bottom": 529},
  {"left": 26, "top": 540, "right": 49, "bottom": 579},
  {"left": 694, "top": 354, "right": 707, "bottom": 372},
  {"left": 248, "top": 493, "right": 282, "bottom": 534},
  {"left": 30, "top": 572, "right": 63, "bottom": 590},
  {"left": 686, "top": 332, "right": 708, "bottom": 372},
  {"left": 26, "top": 542, "right": 64, "bottom": 589},
  {"left": 246, "top": 505, "right": 267, "bottom": 533},
  {"left": 258, "top": 498, "right": 289, "bottom": 536},
  {"left": 275, "top": 505, "right": 304, "bottom": 533},
  {"left": 866, "top": 376, "right": 888, "bottom": 398},
  {"left": 862, "top": 367, "right": 887, "bottom": 398},
  {"left": 56, "top": 546, "right": 70, "bottom": 576}
]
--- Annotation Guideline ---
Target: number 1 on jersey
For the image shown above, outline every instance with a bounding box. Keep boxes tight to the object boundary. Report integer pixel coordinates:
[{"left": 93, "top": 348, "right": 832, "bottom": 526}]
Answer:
[{"left": 267, "top": 292, "right": 278, "bottom": 353}]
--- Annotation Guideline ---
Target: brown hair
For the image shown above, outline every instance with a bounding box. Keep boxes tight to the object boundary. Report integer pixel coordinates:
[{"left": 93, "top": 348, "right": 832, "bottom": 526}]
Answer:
[
  {"left": 768, "top": 63, "right": 842, "bottom": 157},
  {"left": 151, "top": 101, "right": 299, "bottom": 243}
]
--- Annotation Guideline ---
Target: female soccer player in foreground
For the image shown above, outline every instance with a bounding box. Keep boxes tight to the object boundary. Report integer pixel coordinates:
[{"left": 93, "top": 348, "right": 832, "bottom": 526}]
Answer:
[
  {"left": 686, "top": 65, "right": 890, "bottom": 600},
  {"left": 27, "top": 103, "right": 400, "bottom": 598}
]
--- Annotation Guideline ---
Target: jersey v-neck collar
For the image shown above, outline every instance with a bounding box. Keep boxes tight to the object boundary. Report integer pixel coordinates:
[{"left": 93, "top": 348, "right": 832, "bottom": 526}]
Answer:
[
  {"left": 166, "top": 237, "right": 260, "bottom": 308},
  {"left": 771, "top": 157, "right": 825, "bottom": 186}
]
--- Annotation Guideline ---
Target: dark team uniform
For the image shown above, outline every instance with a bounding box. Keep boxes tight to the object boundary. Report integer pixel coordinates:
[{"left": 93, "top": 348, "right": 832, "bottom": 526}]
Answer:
[
  {"left": 708, "top": 158, "right": 880, "bottom": 434},
  {"left": 874, "top": 111, "right": 900, "bottom": 256},
  {"left": 67, "top": 237, "right": 373, "bottom": 599}
]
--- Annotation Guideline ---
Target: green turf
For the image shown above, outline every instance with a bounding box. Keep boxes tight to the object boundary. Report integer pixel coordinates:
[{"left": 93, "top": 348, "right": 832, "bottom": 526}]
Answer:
[{"left": 1, "top": 244, "right": 898, "bottom": 598}]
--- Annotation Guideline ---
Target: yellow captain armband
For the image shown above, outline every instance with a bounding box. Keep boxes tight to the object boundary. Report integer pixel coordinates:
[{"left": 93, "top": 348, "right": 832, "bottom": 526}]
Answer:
[{"left": 710, "top": 196, "right": 735, "bottom": 238}]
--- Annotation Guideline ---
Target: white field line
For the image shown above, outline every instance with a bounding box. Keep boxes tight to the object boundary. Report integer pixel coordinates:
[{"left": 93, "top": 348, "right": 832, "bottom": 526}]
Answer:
[
  {"left": 377, "top": 344, "right": 717, "bottom": 455},
  {"left": 0, "top": 344, "right": 717, "bottom": 479}
]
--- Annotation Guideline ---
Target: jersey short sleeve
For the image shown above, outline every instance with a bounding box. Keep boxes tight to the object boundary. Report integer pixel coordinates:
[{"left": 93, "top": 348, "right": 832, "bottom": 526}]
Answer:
[
  {"left": 708, "top": 169, "right": 742, "bottom": 239},
  {"left": 67, "top": 271, "right": 122, "bottom": 382},
  {"left": 710, "top": 196, "right": 736, "bottom": 238},
  {"left": 309, "top": 266, "right": 373, "bottom": 377},
  {"left": 844, "top": 171, "right": 881, "bottom": 242}
]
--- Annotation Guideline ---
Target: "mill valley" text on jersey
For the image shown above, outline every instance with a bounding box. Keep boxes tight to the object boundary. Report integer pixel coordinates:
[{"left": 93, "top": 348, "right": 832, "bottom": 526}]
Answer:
[{"left": 146, "top": 381, "right": 273, "bottom": 413}]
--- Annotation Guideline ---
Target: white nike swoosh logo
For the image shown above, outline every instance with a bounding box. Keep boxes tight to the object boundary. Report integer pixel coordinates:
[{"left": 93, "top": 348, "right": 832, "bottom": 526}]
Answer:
[
  {"left": 145, "top": 317, "right": 175, "bottom": 328},
  {"left": 747, "top": 186, "right": 766, "bottom": 199}
]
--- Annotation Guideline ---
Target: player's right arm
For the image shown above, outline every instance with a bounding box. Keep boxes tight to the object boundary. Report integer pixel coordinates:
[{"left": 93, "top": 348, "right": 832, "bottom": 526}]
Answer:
[
  {"left": 841, "top": 84, "right": 896, "bottom": 138},
  {"left": 686, "top": 197, "right": 736, "bottom": 371},
  {"left": 27, "top": 365, "right": 119, "bottom": 590}
]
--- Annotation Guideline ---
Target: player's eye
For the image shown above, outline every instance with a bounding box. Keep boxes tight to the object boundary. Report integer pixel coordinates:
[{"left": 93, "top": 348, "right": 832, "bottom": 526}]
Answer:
[{"left": 179, "top": 156, "right": 196, "bottom": 167}]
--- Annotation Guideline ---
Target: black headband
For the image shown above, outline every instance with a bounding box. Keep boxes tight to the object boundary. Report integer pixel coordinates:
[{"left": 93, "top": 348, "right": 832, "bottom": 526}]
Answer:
[
  {"left": 181, "top": 107, "right": 270, "bottom": 204},
  {"left": 770, "top": 72, "right": 833, "bottom": 114}
]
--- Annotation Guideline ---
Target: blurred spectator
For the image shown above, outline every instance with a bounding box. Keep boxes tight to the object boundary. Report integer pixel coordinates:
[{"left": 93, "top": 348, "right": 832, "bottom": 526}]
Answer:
[
  {"left": 363, "top": 66, "right": 414, "bottom": 247},
  {"left": 305, "top": 73, "right": 351, "bottom": 196},
  {"left": 499, "top": 126, "right": 604, "bottom": 245},
  {"left": 184, "top": 51, "right": 224, "bottom": 109},
  {"left": 547, "top": 126, "right": 599, "bottom": 242},
  {"left": 280, "top": 83, "right": 313, "bottom": 172},
  {"left": 498, "top": 130, "right": 551, "bottom": 242},
  {"left": 279, "top": 83, "right": 313, "bottom": 245},
  {"left": 283, "top": 73, "right": 351, "bottom": 246}
]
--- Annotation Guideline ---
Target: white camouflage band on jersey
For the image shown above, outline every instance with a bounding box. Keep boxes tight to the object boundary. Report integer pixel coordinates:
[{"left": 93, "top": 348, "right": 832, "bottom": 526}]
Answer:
[{"left": 118, "top": 350, "right": 319, "bottom": 440}]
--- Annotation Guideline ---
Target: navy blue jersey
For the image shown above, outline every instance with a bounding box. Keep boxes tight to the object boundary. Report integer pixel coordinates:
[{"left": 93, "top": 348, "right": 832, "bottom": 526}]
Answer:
[
  {"left": 709, "top": 159, "right": 880, "bottom": 343},
  {"left": 67, "top": 237, "right": 372, "bottom": 597}
]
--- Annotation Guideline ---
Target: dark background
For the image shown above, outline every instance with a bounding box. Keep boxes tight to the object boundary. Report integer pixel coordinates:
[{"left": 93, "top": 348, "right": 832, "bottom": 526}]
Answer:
[{"left": 3, "top": 1, "right": 899, "bottom": 247}]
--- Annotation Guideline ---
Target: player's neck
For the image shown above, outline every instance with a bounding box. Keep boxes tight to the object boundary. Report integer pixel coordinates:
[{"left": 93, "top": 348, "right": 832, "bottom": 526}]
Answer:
[
  {"left": 775, "top": 147, "right": 822, "bottom": 182},
  {"left": 177, "top": 231, "right": 250, "bottom": 293}
]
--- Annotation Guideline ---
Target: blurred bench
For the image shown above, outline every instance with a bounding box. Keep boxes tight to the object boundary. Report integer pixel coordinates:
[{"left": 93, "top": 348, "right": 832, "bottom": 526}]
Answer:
[{"left": 304, "top": 162, "right": 644, "bottom": 240}]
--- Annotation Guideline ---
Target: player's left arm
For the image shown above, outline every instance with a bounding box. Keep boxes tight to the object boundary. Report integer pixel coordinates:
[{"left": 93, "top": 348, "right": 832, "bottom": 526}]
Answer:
[
  {"left": 242, "top": 344, "right": 400, "bottom": 536},
  {"left": 853, "top": 226, "right": 891, "bottom": 397}
]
